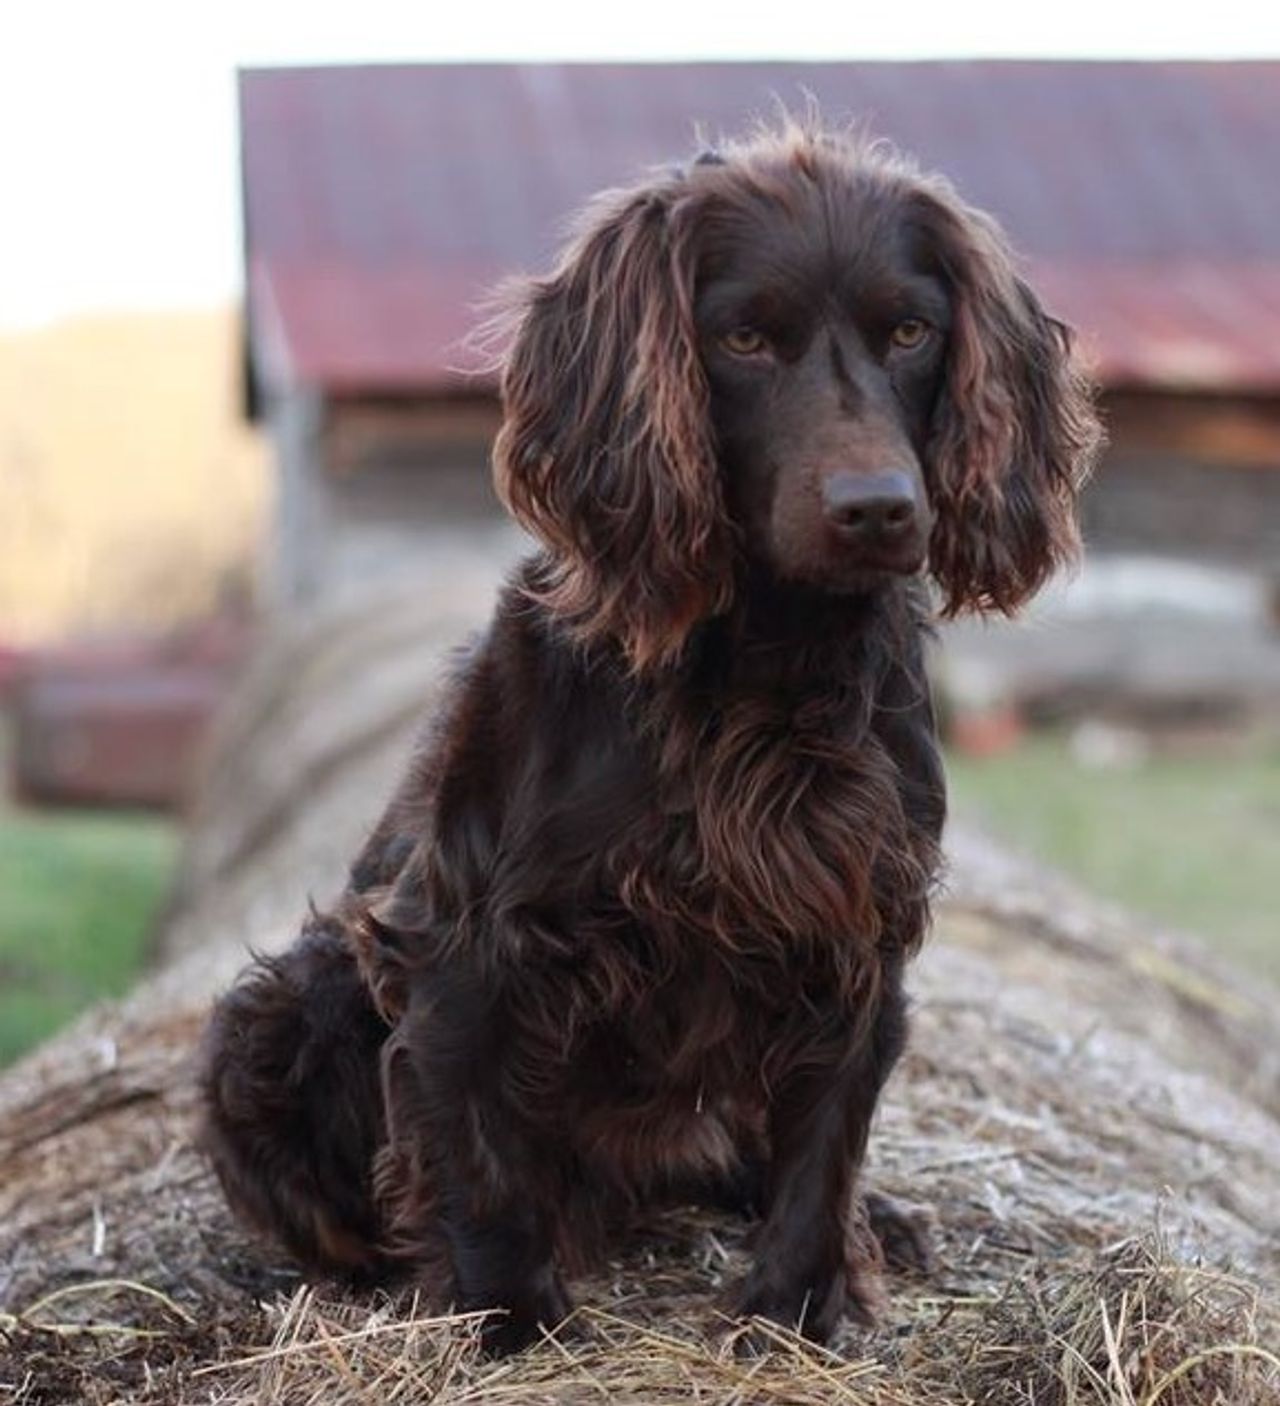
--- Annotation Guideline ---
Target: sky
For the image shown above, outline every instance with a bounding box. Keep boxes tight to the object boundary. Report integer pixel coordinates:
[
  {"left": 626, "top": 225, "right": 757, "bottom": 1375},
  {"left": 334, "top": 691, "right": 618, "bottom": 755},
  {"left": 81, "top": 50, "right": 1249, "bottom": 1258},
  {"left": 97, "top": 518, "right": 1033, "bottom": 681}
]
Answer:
[{"left": 2, "top": 1, "right": 1279, "bottom": 330}]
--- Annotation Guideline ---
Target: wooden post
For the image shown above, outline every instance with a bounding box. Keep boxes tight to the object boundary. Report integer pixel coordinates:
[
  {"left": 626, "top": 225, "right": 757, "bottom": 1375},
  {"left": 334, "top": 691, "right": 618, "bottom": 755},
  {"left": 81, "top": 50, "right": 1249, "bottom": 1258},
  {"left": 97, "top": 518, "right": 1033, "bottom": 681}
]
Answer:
[{"left": 267, "top": 386, "right": 327, "bottom": 609}]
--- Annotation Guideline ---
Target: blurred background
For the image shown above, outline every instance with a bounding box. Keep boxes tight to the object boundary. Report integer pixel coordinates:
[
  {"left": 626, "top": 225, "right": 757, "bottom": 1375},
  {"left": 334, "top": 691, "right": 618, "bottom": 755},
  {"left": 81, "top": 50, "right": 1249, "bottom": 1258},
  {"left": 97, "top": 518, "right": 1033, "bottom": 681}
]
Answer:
[{"left": 2, "top": 3, "right": 1278, "bottom": 1066}]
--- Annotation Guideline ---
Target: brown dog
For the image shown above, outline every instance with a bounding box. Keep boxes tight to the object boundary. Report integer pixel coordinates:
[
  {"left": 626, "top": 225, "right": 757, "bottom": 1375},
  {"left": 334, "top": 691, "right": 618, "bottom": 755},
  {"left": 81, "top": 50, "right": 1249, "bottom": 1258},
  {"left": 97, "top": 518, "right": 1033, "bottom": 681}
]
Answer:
[{"left": 202, "top": 119, "right": 1099, "bottom": 1354}]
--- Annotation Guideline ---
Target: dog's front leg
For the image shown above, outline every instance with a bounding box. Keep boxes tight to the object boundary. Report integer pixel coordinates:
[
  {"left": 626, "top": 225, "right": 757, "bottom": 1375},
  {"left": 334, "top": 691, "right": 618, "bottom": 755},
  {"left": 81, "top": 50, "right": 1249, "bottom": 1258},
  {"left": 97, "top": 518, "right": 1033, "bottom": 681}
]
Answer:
[
  {"left": 735, "top": 976, "right": 908, "bottom": 1343},
  {"left": 389, "top": 964, "right": 571, "bottom": 1356}
]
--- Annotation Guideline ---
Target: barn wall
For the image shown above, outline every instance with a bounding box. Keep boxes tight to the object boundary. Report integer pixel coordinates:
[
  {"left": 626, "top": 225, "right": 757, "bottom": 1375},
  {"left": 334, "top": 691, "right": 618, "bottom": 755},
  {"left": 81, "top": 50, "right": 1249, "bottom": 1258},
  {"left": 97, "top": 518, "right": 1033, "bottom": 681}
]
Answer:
[
  {"left": 1083, "top": 453, "right": 1280, "bottom": 565},
  {"left": 1082, "top": 391, "right": 1280, "bottom": 569},
  {"left": 267, "top": 393, "right": 511, "bottom": 608},
  {"left": 323, "top": 396, "right": 503, "bottom": 523}
]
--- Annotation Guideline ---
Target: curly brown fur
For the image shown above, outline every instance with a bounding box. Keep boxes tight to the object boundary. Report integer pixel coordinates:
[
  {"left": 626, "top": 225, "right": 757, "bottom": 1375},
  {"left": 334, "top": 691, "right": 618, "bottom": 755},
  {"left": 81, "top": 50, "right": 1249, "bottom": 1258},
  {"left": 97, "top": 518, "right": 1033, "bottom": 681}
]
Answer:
[
  {"left": 200, "top": 917, "right": 391, "bottom": 1281},
  {"left": 202, "top": 117, "right": 1100, "bottom": 1354}
]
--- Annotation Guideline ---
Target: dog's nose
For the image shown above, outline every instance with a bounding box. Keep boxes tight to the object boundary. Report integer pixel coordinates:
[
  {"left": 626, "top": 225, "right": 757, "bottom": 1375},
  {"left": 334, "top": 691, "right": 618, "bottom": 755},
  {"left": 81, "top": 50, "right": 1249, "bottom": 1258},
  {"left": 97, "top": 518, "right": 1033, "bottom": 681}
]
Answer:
[{"left": 821, "top": 469, "right": 922, "bottom": 546}]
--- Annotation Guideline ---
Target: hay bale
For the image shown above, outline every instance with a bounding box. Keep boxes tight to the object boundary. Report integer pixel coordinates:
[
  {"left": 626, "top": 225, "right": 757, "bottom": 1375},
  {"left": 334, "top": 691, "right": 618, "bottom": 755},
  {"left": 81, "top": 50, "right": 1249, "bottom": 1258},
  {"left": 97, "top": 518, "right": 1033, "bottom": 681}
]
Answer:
[{"left": 2, "top": 549, "right": 1277, "bottom": 1404}]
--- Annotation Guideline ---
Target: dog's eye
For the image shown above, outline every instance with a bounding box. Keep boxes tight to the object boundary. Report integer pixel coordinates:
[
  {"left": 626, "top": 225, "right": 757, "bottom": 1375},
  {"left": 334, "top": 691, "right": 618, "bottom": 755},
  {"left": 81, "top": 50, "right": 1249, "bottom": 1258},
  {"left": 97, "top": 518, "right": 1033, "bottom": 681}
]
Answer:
[
  {"left": 721, "top": 327, "right": 769, "bottom": 357},
  {"left": 889, "top": 318, "right": 932, "bottom": 351}
]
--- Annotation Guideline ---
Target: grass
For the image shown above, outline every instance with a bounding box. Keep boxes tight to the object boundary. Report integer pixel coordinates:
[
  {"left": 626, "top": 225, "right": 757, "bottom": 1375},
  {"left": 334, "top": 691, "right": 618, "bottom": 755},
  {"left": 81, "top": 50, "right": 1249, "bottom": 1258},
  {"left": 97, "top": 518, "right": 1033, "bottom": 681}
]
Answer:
[
  {"left": 947, "top": 730, "right": 1280, "bottom": 982},
  {"left": 0, "top": 798, "right": 178, "bottom": 1066}
]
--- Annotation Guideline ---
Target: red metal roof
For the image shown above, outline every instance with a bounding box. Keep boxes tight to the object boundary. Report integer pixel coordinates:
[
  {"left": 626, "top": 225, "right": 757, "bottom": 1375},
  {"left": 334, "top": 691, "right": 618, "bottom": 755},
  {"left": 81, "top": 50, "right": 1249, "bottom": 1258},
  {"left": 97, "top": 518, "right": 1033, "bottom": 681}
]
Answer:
[{"left": 239, "top": 61, "right": 1280, "bottom": 401}]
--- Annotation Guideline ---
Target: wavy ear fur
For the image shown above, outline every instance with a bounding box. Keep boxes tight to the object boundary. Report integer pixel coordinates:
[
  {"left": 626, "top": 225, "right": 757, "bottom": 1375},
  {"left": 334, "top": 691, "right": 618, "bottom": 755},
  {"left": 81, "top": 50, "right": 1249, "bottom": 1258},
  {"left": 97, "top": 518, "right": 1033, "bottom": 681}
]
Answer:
[
  {"left": 919, "top": 191, "right": 1103, "bottom": 615},
  {"left": 492, "top": 184, "right": 734, "bottom": 672}
]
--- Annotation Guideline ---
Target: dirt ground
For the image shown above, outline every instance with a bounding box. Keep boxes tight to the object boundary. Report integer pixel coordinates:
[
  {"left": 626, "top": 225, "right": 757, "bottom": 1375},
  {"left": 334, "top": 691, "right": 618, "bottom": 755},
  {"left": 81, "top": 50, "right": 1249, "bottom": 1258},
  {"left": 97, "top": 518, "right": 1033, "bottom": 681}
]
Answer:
[{"left": 2, "top": 550, "right": 1277, "bottom": 1404}]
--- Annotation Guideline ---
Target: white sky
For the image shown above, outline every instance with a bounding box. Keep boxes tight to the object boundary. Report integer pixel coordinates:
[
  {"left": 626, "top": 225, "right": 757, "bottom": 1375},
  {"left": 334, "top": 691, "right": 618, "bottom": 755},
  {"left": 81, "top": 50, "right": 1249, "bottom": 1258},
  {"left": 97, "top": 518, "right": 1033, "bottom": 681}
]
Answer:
[{"left": 2, "top": 1, "right": 1279, "bottom": 330}]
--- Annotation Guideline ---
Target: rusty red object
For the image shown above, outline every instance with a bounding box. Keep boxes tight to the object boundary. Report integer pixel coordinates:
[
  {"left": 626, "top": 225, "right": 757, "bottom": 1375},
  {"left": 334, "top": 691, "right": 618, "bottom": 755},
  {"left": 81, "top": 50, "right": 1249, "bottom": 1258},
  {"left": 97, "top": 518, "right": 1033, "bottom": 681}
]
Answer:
[
  {"left": 0, "top": 645, "right": 29, "bottom": 702},
  {"left": 8, "top": 623, "right": 249, "bottom": 811},
  {"left": 239, "top": 61, "right": 1280, "bottom": 402}
]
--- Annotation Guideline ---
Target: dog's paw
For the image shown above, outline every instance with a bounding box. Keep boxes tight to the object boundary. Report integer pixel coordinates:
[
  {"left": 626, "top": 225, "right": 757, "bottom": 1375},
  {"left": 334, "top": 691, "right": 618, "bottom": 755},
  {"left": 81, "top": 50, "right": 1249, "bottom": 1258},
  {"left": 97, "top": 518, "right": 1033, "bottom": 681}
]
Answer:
[
  {"left": 731, "top": 1264, "right": 846, "bottom": 1348},
  {"left": 843, "top": 1259, "right": 889, "bottom": 1331},
  {"left": 863, "top": 1191, "right": 936, "bottom": 1276},
  {"left": 706, "top": 1153, "right": 768, "bottom": 1219},
  {"left": 473, "top": 1276, "right": 573, "bottom": 1357}
]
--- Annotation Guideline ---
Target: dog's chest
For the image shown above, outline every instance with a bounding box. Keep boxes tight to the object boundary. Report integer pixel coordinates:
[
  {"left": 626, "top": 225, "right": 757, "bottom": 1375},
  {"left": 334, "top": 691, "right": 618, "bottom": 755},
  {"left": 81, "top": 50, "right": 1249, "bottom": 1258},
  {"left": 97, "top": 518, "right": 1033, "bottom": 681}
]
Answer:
[
  {"left": 565, "top": 947, "right": 785, "bottom": 1180},
  {"left": 618, "top": 693, "right": 912, "bottom": 949}
]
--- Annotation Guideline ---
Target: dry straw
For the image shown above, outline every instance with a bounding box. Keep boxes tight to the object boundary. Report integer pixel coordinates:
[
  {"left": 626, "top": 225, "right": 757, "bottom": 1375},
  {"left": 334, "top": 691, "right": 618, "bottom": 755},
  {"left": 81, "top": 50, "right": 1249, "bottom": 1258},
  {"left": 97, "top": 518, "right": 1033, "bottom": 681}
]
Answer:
[{"left": 3, "top": 1228, "right": 1275, "bottom": 1405}]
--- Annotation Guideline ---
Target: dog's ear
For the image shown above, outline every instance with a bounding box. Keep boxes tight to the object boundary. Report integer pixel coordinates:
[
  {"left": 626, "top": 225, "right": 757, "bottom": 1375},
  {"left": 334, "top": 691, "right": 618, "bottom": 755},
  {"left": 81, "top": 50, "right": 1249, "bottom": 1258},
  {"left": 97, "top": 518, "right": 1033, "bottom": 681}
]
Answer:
[
  {"left": 918, "top": 192, "right": 1103, "bottom": 615},
  {"left": 492, "top": 184, "right": 733, "bottom": 671}
]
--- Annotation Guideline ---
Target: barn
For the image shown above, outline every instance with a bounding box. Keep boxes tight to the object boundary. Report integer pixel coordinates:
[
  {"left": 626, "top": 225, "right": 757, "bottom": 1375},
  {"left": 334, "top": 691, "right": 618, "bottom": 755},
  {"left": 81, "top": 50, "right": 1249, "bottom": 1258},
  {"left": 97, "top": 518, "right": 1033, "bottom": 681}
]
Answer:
[{"left": 238, "top": 61, "right": 1280, "bottom": 605}]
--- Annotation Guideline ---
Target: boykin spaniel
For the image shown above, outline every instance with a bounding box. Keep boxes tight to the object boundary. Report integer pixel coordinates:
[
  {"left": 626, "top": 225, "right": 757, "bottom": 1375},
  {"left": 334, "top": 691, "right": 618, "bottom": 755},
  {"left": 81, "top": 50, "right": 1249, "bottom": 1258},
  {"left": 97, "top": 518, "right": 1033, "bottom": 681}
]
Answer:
[{"left": 202, "top": 119, "right": 1100, "bottom": 1354}]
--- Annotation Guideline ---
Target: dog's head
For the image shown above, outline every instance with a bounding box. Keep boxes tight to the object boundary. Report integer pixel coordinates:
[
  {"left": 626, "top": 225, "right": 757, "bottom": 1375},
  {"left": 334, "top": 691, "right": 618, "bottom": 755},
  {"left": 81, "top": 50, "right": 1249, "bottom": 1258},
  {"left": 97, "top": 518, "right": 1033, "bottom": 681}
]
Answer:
[{"left": 493, "top": 120, "right": 1102, "bottom": 671}]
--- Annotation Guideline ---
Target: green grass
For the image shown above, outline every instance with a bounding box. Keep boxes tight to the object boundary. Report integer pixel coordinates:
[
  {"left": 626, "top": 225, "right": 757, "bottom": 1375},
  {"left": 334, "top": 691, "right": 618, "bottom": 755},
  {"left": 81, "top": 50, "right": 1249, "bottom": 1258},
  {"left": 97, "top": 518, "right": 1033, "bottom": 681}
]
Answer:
[
  {"left": 947, "top": 733, "right": 1280, "bottom": 983},
  {"left": 0, "top": 802, "right": 178, "bottom": 1065}
]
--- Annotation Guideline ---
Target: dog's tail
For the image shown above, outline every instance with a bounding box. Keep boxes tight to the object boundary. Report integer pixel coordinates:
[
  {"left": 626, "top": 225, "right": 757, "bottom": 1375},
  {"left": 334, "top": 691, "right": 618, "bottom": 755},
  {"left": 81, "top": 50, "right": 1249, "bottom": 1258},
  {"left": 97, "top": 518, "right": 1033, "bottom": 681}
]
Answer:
[{"left": 200, "top": 916, "right": 395, "bottom": 1282}]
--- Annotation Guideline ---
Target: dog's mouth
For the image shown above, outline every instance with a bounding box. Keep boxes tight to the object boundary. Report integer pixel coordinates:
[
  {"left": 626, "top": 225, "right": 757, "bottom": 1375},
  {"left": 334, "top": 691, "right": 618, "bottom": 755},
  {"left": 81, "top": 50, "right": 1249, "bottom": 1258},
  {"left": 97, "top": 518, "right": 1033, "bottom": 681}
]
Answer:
[
  {"left": 771, "top": 547, "right": 928, "bottom": 597},
  {"left": 828, "top": 527, "right": 929, "bottom": 576},
  {"left": 806, "top": 518, "right": 931, "bottom": 592},
  {"left": 829, "top": 560, "right": 927, "bottom": 596}
]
